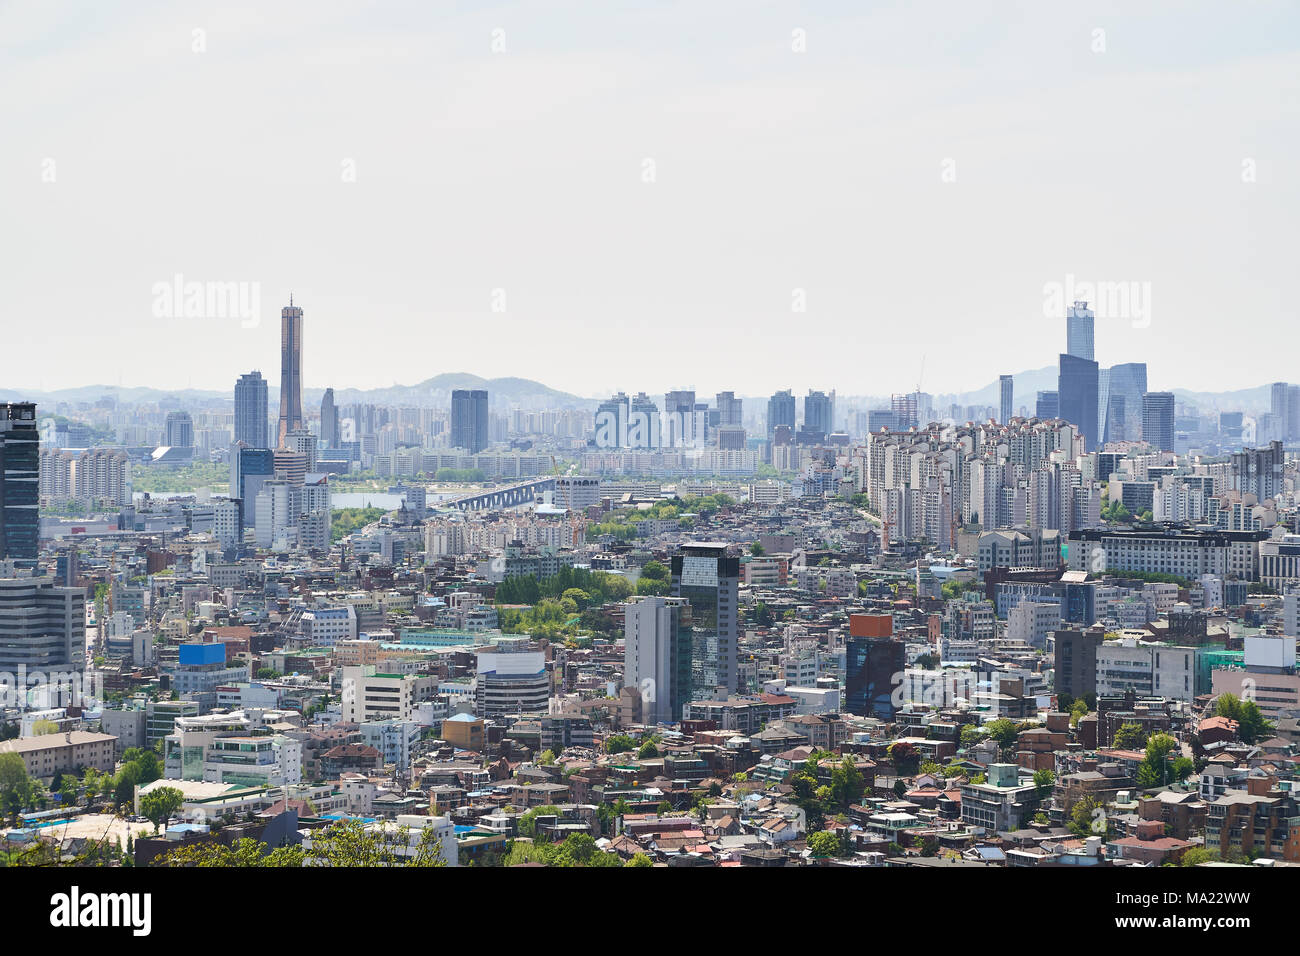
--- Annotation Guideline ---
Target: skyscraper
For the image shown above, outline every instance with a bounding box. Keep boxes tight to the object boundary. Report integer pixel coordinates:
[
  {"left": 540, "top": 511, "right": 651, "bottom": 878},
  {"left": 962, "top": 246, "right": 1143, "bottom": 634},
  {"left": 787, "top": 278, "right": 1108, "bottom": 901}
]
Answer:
[
  {"left": 804, "top": 389, "right": 834, "bottom": 437},
  {"left": 277, "top": 297, "right": 304, "bottom": 449},
  {"left": 664, "top": 390, "right": 696, "bottom": 447},
  {"left": 1104, "top": 362, "right": 1148, "bottom": 444},
  {"left": 1058, "top": 353, "right": 1099, "bottom": 452},
  {"left": 1035, "top": 390, "right": 1059, "bottom": 419},
  {"left": 670, "top": 543, "right": 739, "bottom": 694},
  {"left": 767, "top": 389, "right": 796, "bottom": 440},
  {"left": 164, "top": 410, "right": 194, "bottom": 449},
  {"left": 320, "top": 387, "right": 339, "bottom": 449},
  {"left": 1141, "top": 391, "right": 1175, "bottom": 452},
  {"left": 234, "top": 371, "right": 270, "bottom": 448},
  {"left": 999, "top": 374, "right": 1014, "bottom": 423},
  {"left": 1270, "top": 382, "right": 1291, "bottom": 442},
  {"left": 1066, "top": 300, "right": 1094, "bottom": 361},
  {"left": 0, "top": 403, "right": 39, "bottom": 567},
  {"left": 624, "top": 596, "right": 694, "bottom": 724},
  {"left": 451, "top": 389, "right": 489, "bottom": 454},
  {"left": 715, "top": 391, "right": 742, "bottom": 428}
]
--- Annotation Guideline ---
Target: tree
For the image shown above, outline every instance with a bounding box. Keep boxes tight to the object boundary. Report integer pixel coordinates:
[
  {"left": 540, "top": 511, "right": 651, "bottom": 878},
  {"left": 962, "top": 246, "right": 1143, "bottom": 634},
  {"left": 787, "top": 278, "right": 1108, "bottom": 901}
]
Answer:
[
  {"left": 1179, "top": 847, "right": 1216, "bottom": 867},
  {"left": 536, "top": 750, "right": 556, "bottom": 766},
  {"left": 1069, "top": 795, "right": 1106, "bottom": 837},
  {"left": 140, "top": 786, "right": 185, "bottom": 834},
  {"left": 1136, "top": 733, "right": 1181, "bottom": 789},
  {"left": 625, "top": 852, "right": 654, "bottom": 867},
  {"left": 158, "top": 837, "right": 305, "bottom": 867},
  {"left": 637, "top": 740, "right": 660, "bottom": 759},
  {"left": 0, "top": 752, "right": 33, "bottom": 824},
  {"left": 749, "top": 542, "right": 765, "bottom": 556},
  {"left": 1032, "top": 768, "right": 1055, "bottom": 799},
  {"left": 959, "top": 724, "right": 989, "bottom": 748},
  {"left": 888, "top": 741, "right": 920, "bottom": 775},
  {"left": 605, "top": 734, "right": 636, "bottom": 754},
  {"left": 31, "top": 719, "right": 60, "bottom": 736},
  {"left": 1112, "top": 722, "right": 1147, "bottom": 750},
  {"left": 518, "top": 805, "right": 562, "bottom": 839},
  {"left": 1214, "top": 693, "right": 1274, "bottom": 745},
  {"left": 985, "top": 718, "right": 1020, "bottom": 758},
  {"left": 806, "top": 830, "right": 842, "bottom": 858},
  {"left": 305, "top": 817, "right": 448, "bottom": 867},
  {"left": 830, "top": 756, "right": 865, "bottom": 810}
]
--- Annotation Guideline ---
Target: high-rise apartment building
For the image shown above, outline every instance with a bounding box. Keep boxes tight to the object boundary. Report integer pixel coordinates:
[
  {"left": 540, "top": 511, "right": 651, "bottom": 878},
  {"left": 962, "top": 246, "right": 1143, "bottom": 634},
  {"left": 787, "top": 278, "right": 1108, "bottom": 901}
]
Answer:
[
  {"left": 999, "top": 374, "right": 1014, "bottom": 423},
  {"left": 670, "top": 543, "right": 739, "bottom": 694},
  {"left": 451, "top": 389, "right": 489, "bottom": 454},
  {"left": 234, "top": 371, "right": 270, "bottom": 448},
  {"left": 277, "top": 297, "right": 304, "bottom": 449},
  {"left": 0, "top": 403, "right": 39, "bottom": 567}
]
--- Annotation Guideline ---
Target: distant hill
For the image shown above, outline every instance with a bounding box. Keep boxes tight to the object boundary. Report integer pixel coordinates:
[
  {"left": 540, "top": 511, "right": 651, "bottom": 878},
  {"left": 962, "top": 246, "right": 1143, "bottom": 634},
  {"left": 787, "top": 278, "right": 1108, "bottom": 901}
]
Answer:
[{"left": 1, "top": 369, "right": 1273, "bottom": 415}]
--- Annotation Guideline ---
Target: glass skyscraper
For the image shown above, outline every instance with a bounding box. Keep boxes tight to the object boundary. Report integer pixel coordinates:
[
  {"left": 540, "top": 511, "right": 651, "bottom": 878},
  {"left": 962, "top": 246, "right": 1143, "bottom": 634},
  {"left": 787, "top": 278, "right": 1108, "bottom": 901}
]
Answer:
[
  {"left": 670, "top": 543, "right": 739, "bottom": 694},
  {"left": 277, "top": 297, "right": 304, "bottom": 449},
  {"left": 234, "top": 371, "right": 270, "bottom": 449},
  {"left": 0, "top": 402, "right": 39, "bottom": 567}
]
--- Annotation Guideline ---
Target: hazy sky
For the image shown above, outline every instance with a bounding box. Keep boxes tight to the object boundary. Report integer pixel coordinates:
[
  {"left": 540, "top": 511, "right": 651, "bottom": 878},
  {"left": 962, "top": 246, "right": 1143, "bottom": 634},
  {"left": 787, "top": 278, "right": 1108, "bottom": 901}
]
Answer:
[{"left": 4, "top": 1, "right": 1297, "bottom": 398}]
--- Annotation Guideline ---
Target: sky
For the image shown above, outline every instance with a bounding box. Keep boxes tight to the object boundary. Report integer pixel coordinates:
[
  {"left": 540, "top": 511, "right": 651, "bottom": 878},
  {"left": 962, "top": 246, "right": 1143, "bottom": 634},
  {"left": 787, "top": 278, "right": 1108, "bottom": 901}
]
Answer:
[{"left": 3, "top": 0, "right": 1298, "bottom": 399}]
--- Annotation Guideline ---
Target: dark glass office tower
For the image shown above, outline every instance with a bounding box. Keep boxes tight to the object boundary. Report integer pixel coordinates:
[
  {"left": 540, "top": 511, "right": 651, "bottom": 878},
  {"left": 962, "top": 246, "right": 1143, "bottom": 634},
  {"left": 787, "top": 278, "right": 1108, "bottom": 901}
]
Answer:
[
  {"left": 320, "top": 387, "right": 340, "bottom": 449},
  {"left": 234, "top": 371, "right": 270, "bottom": 448},
  {"left": 451, "top": 389, "right": 489, "bottom": 454},
  {"left": 1058, "top": 353, "right": 1099, "bottom": 452},
  {"left": 999, "top": 374, "right": 1014, "bottom": 423},
  {"left": 670, "top": 543, "right": 739, "bottom": 694},
  {"left": 1036, "top": 390, "right": 1059, "bottom": 419},
  {"left": 277, "top": 297, "right": 304, "bottom": 449},
  {"left": 0, "top": 402, "right": 39, "bottom": 567},
  {"left": 1141, "top": 391, "right": 1175, "bottom": 452},
  {"left": 767, "top": 389, "right": 796, "bottom": 440},
  {"left": 845, "top": 635, "right": 905, "bottom": 719}
]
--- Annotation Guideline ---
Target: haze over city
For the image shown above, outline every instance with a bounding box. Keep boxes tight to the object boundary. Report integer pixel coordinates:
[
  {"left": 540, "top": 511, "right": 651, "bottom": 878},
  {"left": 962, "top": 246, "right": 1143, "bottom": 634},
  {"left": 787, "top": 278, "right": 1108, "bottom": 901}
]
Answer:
[{"left": 4, "top": 0, "right": 1299, "bottom": 395}]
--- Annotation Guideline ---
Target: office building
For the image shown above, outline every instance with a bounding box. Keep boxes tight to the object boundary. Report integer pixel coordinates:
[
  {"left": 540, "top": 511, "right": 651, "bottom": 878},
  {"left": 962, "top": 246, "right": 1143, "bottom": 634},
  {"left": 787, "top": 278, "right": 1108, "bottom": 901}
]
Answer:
[
  {"left": 0, "top": 568, "right": 86, "bottom": 673},
  {"left": 164, "top": 410, "right": 194, "bottom": 449},
  {"left": 277, "top": 297, "right": 305, "bottom": 448},
  {"left": 845, "top": 613, "right": 905, "bottom": 719},
  {"left": 1054, "top": 627, "right": 1104, "bottom": 701},
  {"left": 1104, "top": 362, "right": 1147, "bottom": 443},
  {"left": 767, "top": 389, "right": 796, "bottom": 440},
  {"left": 234, "top": 371, "right": 270, "bottom": 449},
  {"left": 320, "top": 387, "right": 340, "bottom": 449},
  {"left": 1066, "top": 300, "right": 1094, "bottom": 361},
  {"left": 1141, "top": 391, "right": 1175, "bottom": 452},
  {"left": 0, "top": 403, "right": 39, "bottom": 566},
  {"left": 671, "top": 543, "right": 739, "bottom": 694},
  {"left": 1035, "top": 391, "right": 1059, "bottom": 420},
  {"left": 998, "top": 374, "right": 1014, "bottom": 423},
  {"left": 624, "top": 596, "right": 694, "bottom": 725},
  {"left": 451, "top": 389, "right": 490, "bottom": 454},
  {"left": 1059, "top": 353, "right": 1100, "bottom": 452},
  {"left": 804, "top": 390, "right": 835, "bottom": 438}
]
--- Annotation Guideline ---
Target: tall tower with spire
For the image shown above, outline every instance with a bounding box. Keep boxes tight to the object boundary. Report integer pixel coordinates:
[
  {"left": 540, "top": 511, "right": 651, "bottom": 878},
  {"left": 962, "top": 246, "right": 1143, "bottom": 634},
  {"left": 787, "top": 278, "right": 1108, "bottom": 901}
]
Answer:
[{"left": 277, "top": 295, "right": 304, "bottom": 448}]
